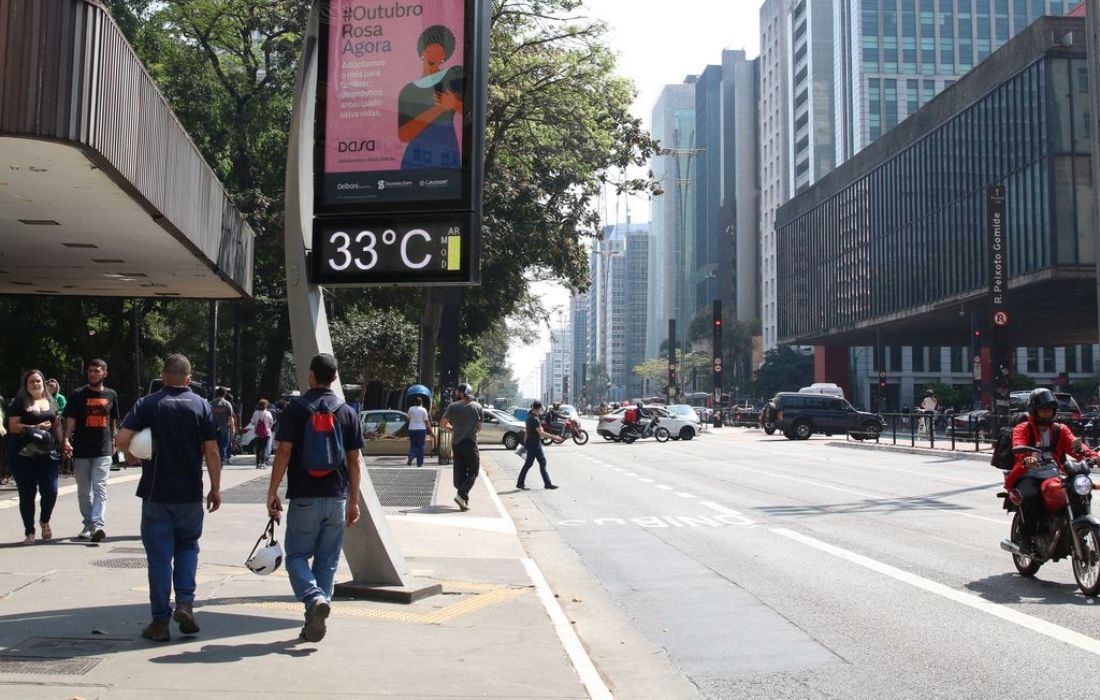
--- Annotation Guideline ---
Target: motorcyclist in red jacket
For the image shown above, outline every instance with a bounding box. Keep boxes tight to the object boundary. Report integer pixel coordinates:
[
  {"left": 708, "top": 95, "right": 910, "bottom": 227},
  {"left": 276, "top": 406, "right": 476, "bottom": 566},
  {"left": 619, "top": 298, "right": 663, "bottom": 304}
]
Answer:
[{"left": 1006, "top": 388, "right": 1097, "bottom": 554}]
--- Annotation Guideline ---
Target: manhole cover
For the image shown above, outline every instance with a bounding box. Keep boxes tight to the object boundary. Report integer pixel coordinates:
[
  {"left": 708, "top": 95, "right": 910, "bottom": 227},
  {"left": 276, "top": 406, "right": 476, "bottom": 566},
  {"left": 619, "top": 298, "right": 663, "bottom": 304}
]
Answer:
[
  {"left": 4, "top": 638, "right": 129, "bottom": 656},
  {"left": 368, "top": 468, "right": 437, "bottom": 508},
  {"left": 90, "top": 557, "right": 147, "bottom": 569},
  {"left": 109, "top": 546, "right": 146, "bottom": 555},
  {"left": 0, "top": 656, "right": 101, "bottom": 675}
]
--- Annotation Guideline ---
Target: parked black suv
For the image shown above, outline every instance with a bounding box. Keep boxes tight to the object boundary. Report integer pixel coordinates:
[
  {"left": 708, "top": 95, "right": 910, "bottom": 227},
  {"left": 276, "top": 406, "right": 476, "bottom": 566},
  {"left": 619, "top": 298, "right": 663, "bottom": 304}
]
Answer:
[{"left": 772, "top": 392, "right": 885, "bottom": 440}]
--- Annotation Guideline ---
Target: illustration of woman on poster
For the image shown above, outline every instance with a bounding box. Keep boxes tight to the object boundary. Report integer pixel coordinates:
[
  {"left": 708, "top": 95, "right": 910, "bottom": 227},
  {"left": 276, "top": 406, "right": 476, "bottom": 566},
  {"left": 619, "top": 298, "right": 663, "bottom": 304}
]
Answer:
[{"left": 398, "top": 25, "right": 464, "bottom": 170}]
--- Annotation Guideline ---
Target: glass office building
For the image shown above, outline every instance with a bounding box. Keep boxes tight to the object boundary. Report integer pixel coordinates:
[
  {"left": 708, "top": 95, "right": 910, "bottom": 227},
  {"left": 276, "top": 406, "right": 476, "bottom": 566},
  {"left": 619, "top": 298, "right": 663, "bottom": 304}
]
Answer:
[{"left": 777, "top": 16, "right": 1093, "bottom": 347}]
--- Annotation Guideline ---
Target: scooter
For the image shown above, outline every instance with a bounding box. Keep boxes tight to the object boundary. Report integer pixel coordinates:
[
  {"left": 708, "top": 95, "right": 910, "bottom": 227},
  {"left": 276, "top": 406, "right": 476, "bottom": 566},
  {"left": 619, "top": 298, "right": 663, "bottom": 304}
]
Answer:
[{"left": 619, "top": 415, "right": 670, "bottom": 444}]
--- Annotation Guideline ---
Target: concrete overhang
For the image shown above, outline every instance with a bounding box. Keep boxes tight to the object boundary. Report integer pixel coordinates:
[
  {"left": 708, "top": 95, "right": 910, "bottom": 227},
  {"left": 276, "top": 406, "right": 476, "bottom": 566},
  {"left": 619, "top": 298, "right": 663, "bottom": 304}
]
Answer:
[
  {"left": 0, "top": 0, "right": 253, "bottom": 298},
  {"left": 782, "top": 269, "right": 1099, "bottom": 348}
]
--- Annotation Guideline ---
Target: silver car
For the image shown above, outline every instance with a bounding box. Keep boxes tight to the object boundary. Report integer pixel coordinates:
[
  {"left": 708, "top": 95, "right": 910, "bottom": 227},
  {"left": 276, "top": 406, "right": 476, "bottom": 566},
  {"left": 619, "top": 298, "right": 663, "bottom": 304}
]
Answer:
[{"left": 480, "top": 408, "right": 527, "bottom": 450}]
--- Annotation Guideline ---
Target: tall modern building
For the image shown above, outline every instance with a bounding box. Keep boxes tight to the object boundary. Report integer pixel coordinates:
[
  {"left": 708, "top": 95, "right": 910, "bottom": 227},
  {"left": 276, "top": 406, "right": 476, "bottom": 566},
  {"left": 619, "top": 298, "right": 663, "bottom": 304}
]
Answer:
[
  {"left": 720, "top": 50, "right": 761, "bottom": 325},
  {"left": 647, "top": 80, "right": 697, "bottom": 359},
  {"left": 569, "top": 293, "right": 588, "bottom": 405},
  {"left": 760, "top": 0, "right": 1074, "bottom": 356},
  {"left": 624, "top": 231, "right": 650, "bottom": 397},
  {"left": 588, "top": 223, "right": 649, "bottom": 401},
  {"left": 760, "top": 0, "right": 792, "bottom": 352},
  {"left": 541, "top": 328, "right": 571, "bottom": 404},
  {"left": 834, "top": 0, "right": 1074, "bottom": 162},
  {"left": 694, "top": 64, "right": 724, "bottom": 317},
  {"left": 760, "top": 0, "right": 836, "bottom": 352}
]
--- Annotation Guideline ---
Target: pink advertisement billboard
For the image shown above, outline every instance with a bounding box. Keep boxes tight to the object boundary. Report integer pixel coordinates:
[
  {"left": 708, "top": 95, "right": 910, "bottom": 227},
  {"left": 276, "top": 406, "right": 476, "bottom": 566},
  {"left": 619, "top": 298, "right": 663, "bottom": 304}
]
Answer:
[{"left": 318, "top": 0, "right": 467, "bottom": 207}]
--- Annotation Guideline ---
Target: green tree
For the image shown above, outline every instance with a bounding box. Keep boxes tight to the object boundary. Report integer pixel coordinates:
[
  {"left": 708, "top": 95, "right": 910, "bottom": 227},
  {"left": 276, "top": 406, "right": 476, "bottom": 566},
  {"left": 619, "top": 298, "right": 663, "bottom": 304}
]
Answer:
[
  {"left": 329, "top": 309, "right": 418, "bottom": 398},
  {"left": 419, "top": 0, "right": 659, "bottom": 385},
  {"left": 754, "top": 347, "right": 814, "bottom": 400}
]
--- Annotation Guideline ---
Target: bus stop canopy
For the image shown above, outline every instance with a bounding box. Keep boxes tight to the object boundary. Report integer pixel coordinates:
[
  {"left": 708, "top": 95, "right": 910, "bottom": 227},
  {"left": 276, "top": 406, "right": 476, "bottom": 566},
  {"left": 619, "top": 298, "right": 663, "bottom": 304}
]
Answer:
[{"left": 0, "top": 0, "right": 253, "bottom": 298}]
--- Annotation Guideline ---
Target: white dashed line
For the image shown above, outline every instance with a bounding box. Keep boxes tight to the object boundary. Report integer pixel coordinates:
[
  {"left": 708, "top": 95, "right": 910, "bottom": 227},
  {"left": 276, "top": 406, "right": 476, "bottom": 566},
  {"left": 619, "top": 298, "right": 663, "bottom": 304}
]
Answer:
[
  {"left": 638, "top": 477, "right": 655, "bottom": 483},
  {"left": 624, "top": 472, "right": 638, "bottom": 477},
  {"left": 676, "top": 492, "right": 696, "bottom": 498},
  {"left": 656, "top": 485, "right": 674, "bottom": 491}
]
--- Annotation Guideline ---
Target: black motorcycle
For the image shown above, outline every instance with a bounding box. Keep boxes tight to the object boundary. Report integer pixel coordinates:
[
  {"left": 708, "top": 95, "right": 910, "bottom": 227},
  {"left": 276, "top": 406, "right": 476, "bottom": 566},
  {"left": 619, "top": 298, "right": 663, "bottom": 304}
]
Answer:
[
  {"left": 619, "top": 415, "right": 670, "bottom": 444},
  {"left": 998, "top": 444, "right": 1100, "bottom": 596}
]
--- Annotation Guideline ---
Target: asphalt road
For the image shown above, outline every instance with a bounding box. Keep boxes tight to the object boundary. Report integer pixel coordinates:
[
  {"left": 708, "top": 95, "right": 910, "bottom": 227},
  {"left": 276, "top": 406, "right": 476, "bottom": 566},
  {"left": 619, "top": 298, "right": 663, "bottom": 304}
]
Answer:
[{"left": 497, "top": 422, "right": 1100, "bottom": 699}]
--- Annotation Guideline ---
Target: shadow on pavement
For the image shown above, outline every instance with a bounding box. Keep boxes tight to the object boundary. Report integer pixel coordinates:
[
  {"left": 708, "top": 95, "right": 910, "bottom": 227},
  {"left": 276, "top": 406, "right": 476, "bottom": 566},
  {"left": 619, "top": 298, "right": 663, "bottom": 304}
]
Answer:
[
  {"left": 0, "top": 599, "right": 306, "bottom": 654},
  {"left": 150, "top": 637, "right": 316, "bottom": 663},
  {"left": 964, "top": 572, "right": 1091, "bottom": 606},
  {"left": 756, "top": 483, "right": 996, "bottom": 518}
]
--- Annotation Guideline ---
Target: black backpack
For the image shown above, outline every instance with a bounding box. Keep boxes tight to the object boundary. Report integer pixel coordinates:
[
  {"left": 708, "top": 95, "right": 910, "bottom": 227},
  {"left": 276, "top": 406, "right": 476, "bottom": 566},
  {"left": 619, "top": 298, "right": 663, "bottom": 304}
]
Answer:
[{"left": 991, "top": 414, "right": 1059, "bottom": 470}]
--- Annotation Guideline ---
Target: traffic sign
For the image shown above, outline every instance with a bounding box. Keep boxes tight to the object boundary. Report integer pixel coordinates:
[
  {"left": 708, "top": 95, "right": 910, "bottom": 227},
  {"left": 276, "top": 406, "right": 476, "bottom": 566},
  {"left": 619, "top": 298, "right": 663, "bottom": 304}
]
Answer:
[{"left": 993, "top": 310, "right": 1009, "bottom": 327}]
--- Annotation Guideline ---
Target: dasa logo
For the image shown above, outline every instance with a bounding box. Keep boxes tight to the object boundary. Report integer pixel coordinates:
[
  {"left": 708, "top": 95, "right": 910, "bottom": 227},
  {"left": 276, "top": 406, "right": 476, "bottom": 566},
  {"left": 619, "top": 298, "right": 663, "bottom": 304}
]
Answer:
[{"left": 337, "top": 140, "right": 376, "bottom": 153}]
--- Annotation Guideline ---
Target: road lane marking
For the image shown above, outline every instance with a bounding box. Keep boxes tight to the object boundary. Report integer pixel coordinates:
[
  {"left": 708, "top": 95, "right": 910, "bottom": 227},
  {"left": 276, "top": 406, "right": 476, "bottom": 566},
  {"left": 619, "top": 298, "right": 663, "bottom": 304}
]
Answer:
[
  {"left": 556, "top": 514, "right": 755, "bottom": 528},
  {"left": 624, "top": 472, "right": 638, "bottom": 477},
  {"left": 522, "top": 558, "right": 613, "bottom": 700},
  {"left": 656, "top": 485, "right": 674, "bottom": 490},
  {"left": 701, "top": 501, "right": 758, "bottom": 526},
  {"left": 772, "top": 527, "right": 1100, "bottom": 658},
  {"left": 638, "top": 477, "right": 655, "bottom": 483},
  {"left": 676, "top": 492, "right": 696, "bottom": 498}
]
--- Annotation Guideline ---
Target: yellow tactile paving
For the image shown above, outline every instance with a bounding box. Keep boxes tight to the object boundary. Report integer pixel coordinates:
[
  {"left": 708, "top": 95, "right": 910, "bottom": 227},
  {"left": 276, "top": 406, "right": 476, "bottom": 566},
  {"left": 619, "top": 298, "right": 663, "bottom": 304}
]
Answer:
[{"left": 209, "top": 581, "right": 530, "bottom": 625}]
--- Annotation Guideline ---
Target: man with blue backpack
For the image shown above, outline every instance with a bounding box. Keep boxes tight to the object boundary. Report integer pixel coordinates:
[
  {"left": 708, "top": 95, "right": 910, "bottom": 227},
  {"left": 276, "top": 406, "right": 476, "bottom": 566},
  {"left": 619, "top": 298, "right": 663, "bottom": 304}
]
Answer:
[{"left": 266, "top": 353, "right": 363, "bottom": 643}]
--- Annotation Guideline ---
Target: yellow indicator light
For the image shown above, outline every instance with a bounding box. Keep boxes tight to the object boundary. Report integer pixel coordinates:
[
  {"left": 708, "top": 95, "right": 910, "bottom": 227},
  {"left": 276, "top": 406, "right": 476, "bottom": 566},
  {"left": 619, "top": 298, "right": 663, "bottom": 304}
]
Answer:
[{"left": 447, "top": 234, "right": 462, "bottom": 271}]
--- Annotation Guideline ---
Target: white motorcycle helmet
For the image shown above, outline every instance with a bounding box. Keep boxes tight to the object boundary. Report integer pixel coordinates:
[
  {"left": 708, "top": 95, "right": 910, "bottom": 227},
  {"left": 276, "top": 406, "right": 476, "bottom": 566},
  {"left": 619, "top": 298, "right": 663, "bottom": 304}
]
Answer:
[
  {"left": 245, "top": 518, "right": 283, "bottom": 575},
  {"left": 129, "top": 427, "right": 154, "bottom": 460}
]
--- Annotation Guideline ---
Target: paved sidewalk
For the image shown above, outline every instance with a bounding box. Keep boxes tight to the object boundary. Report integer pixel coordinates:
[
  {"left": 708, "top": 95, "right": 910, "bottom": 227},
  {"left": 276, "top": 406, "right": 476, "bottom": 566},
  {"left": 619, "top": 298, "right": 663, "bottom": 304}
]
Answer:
[{"left": 0, "top": 453, "right": 600, "bottom": 699}]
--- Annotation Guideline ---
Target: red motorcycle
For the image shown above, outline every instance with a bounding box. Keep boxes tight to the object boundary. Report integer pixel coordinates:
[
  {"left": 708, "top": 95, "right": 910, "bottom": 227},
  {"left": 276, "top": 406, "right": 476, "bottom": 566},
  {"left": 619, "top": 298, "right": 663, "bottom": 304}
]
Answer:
[
  {"left": 542, "top": 417, "right": 589, "bottom": 446},
  {"left": 999, "top": 444, "right": 1100, "bottom": 596}
]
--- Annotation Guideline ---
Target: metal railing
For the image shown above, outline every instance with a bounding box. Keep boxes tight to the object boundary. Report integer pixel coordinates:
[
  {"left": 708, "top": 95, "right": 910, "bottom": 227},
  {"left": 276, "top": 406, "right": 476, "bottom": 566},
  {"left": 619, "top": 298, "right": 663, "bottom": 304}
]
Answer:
[{"left": 849, "top": 411, "right": 996, "bottom": 453}]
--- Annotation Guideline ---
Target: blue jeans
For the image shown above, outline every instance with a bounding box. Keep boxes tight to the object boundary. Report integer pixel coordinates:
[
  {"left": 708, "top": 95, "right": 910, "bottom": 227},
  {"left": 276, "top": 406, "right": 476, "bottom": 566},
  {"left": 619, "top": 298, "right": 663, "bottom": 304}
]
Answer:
[
  {"left": 7, "top": 443, "right": 59, "bottom": 536},
  {"left": 285, "top": 497, "right": 346, "bottom": 617},
  {"left": 74, "top": 455, "right": 112, "bottom": 529},
  {"left": 517, "top": 441, "right": 551, "bottom": 487},
  {"left": 141, "top": 500, "right": 204, "bottom": 622},
  {"left": 216, "top": 431, "right": 231, "bottom": 461},
  {"left": 408, "top": 429, "right": 427, "bottom": 466}
]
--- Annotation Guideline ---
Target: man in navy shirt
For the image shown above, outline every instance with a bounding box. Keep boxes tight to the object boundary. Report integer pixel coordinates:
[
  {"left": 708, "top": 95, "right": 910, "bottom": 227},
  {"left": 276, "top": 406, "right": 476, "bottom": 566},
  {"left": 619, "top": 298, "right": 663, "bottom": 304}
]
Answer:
[
  {"left": 267, "top": 353, "right": 363, "bottom": 643},
  {"left": 116, "top": 354, "right": 222, "bottom": 642}
]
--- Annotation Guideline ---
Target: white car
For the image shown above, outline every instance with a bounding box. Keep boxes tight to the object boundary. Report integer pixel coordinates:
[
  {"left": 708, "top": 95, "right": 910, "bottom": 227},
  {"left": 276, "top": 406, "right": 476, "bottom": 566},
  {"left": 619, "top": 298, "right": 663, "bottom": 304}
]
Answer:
[
  {"left": 480, "top": 408, "right": 528, "bottom": 450},
  {"left": 663, "top": 404, "right": 702, "bottom": 440},
  {"left": 596, "top": 405, "right": 699, "bottom": 441}
]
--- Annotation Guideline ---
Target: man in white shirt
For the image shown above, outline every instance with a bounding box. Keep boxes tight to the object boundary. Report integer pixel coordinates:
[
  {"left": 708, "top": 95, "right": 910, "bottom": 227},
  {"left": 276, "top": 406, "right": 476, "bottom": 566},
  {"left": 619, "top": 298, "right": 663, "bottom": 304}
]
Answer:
[
  {"left": 920, "top": 390, "right": 938, "bottom": 436},
  {"left": 407, "top": 397, "right": 430, "bottom": 467}
]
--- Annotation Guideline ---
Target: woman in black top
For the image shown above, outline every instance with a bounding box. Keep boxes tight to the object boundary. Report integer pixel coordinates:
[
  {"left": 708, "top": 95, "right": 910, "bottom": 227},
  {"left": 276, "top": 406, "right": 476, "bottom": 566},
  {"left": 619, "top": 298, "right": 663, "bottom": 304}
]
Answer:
[{"left": 6, "top": 369, "right": 63, "bottom": 544}]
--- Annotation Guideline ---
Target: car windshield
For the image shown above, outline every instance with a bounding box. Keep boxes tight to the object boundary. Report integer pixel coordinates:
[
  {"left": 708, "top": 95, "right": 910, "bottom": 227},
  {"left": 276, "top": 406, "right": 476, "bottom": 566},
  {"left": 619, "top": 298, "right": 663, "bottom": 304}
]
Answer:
[
  {"left": 667, "top": 405, "right": 694, "bottom": 415},
  {"left": 1056, "top": 395, "right": 1081, "bottom": 413},
  {"left": 559, "top": 405, "right": 577, "bottom": 415},
  {"left": 492, "top": 409, "right": 521, "bottom": 423}
]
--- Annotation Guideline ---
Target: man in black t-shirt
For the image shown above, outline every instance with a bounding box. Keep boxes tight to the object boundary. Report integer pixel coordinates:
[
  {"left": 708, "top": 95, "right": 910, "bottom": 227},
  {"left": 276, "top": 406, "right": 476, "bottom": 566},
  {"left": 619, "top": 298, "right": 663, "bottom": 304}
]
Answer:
[
  {"left": 516, "top": 401, "right": 562, "bottom": 490},
  {"left": 62, "top": 359, "right": 120, "bottom": 542},
  {"left": 267, "top": 353, "right": 363, "bottom": 644},
  {"left": 116, "top": 354, "right": 222, "bottom": 643}
]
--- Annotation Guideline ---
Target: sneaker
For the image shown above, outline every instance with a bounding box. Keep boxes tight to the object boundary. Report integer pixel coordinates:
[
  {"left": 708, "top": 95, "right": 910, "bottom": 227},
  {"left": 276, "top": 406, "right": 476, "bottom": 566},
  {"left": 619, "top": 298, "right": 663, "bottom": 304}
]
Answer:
[
  {"left": 141, "top": 621, "right": 171, "bottom": 642},
  {"left": 90, "top": 528, "right": 106, "bottom": 543},
  {"left": 173, "top": 602, "right": 200, "bottom": 635},
  {"left": 545, "top": 484, "right": 559, "bottom": 490},
  {"left": 453, "top": 495, "right": 469, "bottom": 511},
  {"left": 75, "top": 528, "right": 92, "bottom": 540},
  {"left": 516, "top": 484, "right": 528, "bottom": 490},
  {"left": 302, "top": 599, "right": 330, "bottom": 643}
]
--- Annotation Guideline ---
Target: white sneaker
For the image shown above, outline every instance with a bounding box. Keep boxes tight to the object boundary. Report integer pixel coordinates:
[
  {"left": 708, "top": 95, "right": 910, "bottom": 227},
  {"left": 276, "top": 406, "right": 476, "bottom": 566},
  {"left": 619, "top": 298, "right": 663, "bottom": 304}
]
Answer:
[
  {"left": 453, "top": 495, "right": 469, "bottom": 512},
  {"left": 75, "top": 528, "right": 91, "bottom": 540}
]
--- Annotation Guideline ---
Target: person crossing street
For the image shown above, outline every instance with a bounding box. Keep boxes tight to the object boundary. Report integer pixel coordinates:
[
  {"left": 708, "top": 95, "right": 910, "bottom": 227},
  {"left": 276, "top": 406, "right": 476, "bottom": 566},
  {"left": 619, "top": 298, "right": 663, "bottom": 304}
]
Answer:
[{"left": 516, "top": 401, "right": 562, "bottom": 491}]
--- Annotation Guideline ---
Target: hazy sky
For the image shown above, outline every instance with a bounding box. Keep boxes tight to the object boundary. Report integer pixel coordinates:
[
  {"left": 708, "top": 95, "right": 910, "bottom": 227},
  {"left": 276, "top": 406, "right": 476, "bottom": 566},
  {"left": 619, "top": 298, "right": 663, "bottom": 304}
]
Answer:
[{"left": 512, "top": 1, "right": 763, "bottom": 398}]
